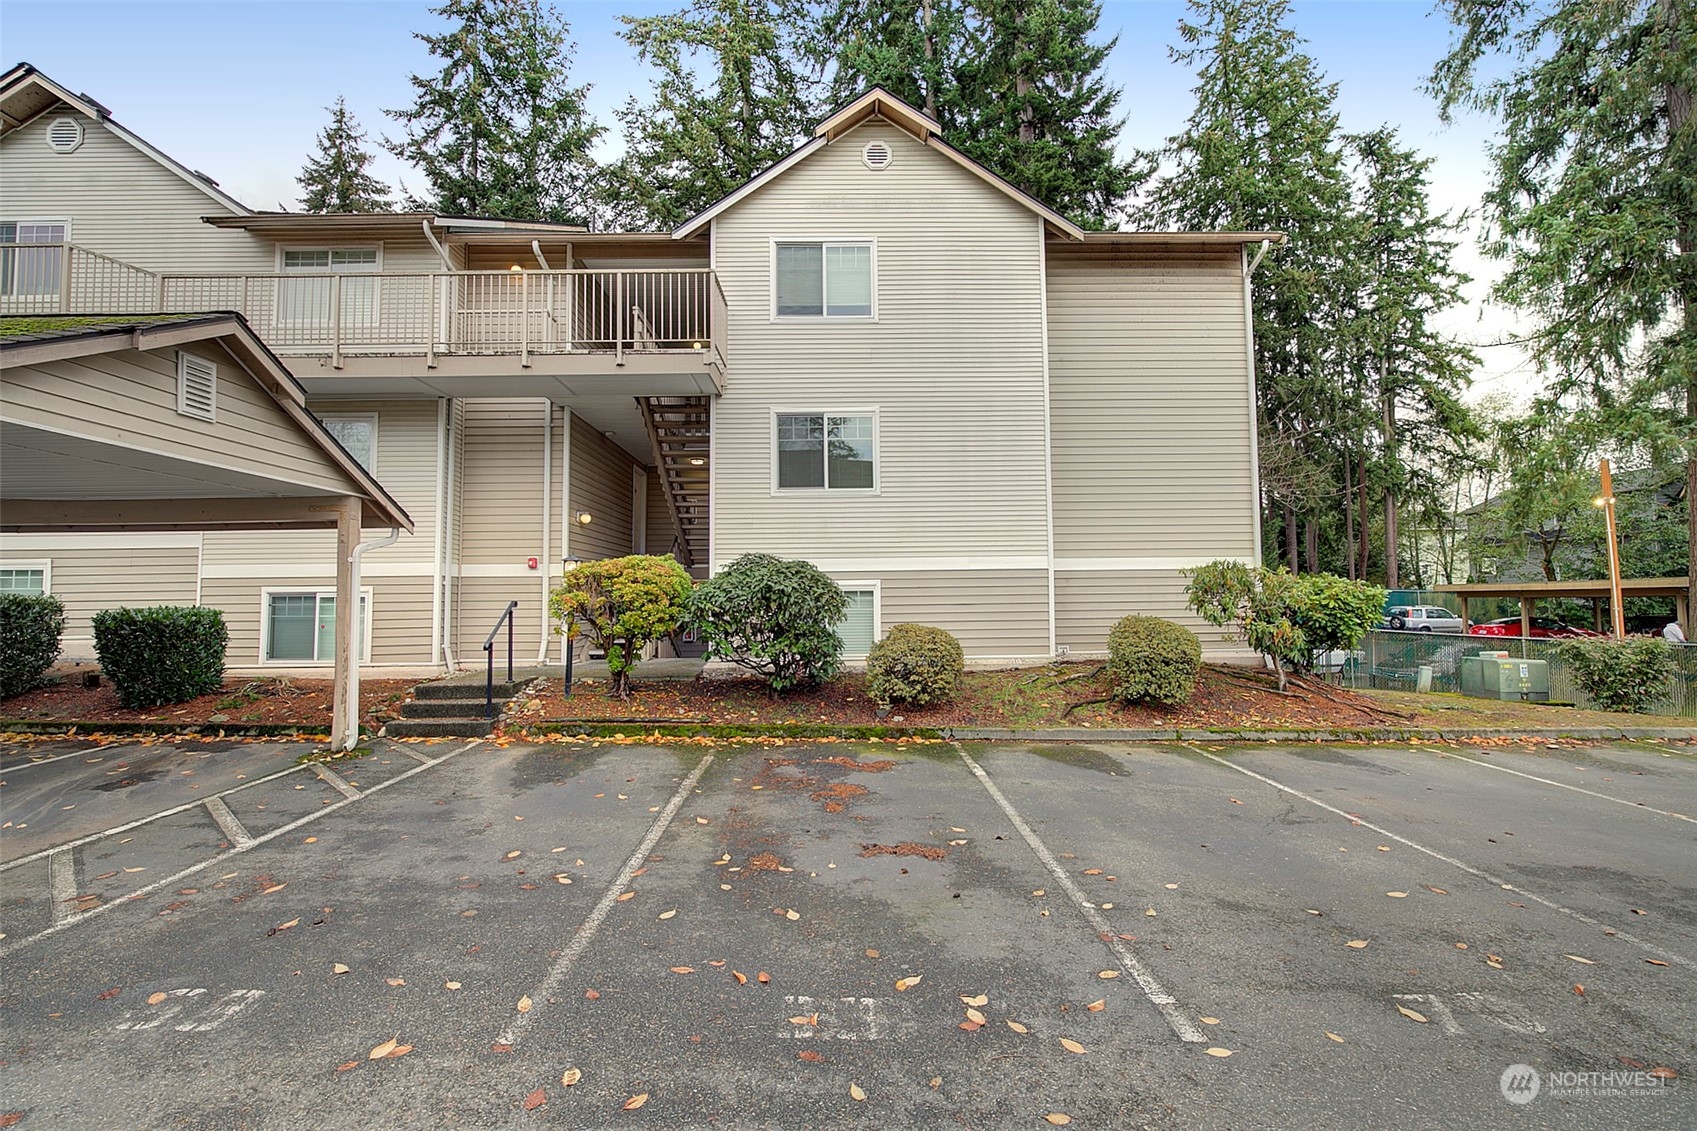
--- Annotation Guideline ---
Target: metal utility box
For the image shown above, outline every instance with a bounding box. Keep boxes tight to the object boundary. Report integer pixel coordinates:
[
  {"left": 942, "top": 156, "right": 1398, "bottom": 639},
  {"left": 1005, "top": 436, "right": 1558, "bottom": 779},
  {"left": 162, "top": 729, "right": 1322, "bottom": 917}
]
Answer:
[{"left": 1460, "top": 651, "right": 1550, "bottom": 702}]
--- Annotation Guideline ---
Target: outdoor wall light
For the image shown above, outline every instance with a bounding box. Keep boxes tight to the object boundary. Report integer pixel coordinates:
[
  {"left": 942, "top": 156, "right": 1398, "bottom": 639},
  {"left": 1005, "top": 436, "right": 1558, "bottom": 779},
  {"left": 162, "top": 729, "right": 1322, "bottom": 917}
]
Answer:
[
  {"left": 689, "top": 457, "right": 706, "bottom": 466},
  {"left": 509, "top": 264, "right": 524, "bottom": 272},
  {"left": 575, "top": 511, "right": 593, "bottom": 525}
]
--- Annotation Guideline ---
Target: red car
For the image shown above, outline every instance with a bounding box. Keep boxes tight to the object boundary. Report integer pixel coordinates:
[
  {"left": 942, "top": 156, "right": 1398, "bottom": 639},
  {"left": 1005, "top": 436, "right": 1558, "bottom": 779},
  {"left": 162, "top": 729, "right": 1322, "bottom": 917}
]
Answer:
[{"left": 1467, "top": 616, "right": 1602, "bottom": 639}]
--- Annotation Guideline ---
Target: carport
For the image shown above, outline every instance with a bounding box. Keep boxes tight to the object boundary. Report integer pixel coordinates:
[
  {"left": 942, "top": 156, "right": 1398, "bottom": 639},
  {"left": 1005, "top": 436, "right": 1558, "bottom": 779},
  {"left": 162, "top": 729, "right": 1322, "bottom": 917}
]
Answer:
[
  {"left": 0, "top": 313, "right": 412, "bottom": 749},
  {"left": 1434, "top": 576, "right": 1691, "bottom": 637}
]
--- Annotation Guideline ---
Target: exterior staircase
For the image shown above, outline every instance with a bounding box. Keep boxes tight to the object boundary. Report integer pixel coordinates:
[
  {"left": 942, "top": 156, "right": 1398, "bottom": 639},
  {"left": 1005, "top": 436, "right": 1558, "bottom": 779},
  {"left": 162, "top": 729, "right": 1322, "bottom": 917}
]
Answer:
[
  {"left": 640, "top": 395, "right": 711, "bottom": 576},
  {"left": 384, "top": 676, "right": 529, "bottom": 739}
]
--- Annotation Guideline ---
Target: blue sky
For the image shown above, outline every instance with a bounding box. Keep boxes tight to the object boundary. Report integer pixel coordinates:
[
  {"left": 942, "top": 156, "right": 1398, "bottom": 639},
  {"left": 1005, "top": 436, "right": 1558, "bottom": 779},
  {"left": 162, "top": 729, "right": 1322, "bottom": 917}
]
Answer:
[{"left": 0, "top": 0, "right": 1529, "bottom": 393}]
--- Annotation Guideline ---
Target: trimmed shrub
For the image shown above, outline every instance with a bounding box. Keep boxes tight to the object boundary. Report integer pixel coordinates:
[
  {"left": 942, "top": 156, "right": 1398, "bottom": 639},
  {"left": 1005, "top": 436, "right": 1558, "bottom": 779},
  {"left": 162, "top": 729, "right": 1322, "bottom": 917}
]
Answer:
[
  {"left": 1106, "top": 615, "right": 1202, "bottom": 706},
  {"left": 549, "top": 555, "right": 694, "bottom": 699},
  {"left": 0, "top": 593, "right": 66, "bottom": 698},
  {"left": 1557, "top": 637, "right": 1674, "bottom": 714},
  {"left": 1185, "top": 561, "right": 1385, "bottom": 689},
  {"left": 689, "top": 554, "right": 848, "bottom": 694},
  {"left": 866, "top": 623, "right": 964, "bottom": 707},
  {"left": 91, "top": 606, "right": 228, "bottom": 709}
]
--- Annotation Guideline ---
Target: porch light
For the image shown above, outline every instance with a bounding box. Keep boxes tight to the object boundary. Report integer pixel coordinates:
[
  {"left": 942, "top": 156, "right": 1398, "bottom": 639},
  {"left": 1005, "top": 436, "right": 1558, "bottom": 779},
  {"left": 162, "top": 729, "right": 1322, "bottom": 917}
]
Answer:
[
  {"left": 691, "top": 340, "right": 704, "bottom": 349},
  {"left": 575, "top": 511, "right": 593, "bottom": 526},
  {"left": 509, "top": 264, "right": 524, "bottom": 272},
  {"left": 690, "top": 457, "right": 705, "bottom": 466}
]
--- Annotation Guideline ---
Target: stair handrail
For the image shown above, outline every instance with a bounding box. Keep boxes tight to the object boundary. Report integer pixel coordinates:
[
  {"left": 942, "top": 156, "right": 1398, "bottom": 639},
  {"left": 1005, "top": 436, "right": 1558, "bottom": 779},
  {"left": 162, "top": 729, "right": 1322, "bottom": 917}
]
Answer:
[{"left": 483, "top": 600, "right": 519, "bottom": 718}]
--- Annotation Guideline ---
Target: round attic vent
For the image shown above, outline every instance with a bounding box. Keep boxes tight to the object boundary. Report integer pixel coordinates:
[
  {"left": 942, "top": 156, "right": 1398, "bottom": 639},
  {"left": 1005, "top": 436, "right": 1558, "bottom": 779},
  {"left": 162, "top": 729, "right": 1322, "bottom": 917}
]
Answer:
[
  {"left": 46, "top": 117, "right": 84, "bottom": 154},
  {"left": 861, "top": 140, "right": 893, "bottom": 170}
]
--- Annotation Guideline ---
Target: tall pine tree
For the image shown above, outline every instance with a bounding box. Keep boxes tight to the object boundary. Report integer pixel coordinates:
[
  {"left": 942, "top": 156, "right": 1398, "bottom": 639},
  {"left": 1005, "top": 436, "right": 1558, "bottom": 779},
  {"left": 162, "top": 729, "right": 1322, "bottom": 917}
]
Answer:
[
  {"left": 608, "top": 0, "right": 817, "bottom": 230},
  {"left": 1431, "top": 0, "right": 1697, "bottom": 618},
  {"left": 297, "top": 97, "right": 392, "bottom": 213},
  {"left": 1134, "top": 0, "right": 1355, "bottom": 571},
  {"left": 819, "top": 0, "right": 974, "bottom": 126},
  {"left": 385, "top": 0, "right": 603, "bottom": 224}
]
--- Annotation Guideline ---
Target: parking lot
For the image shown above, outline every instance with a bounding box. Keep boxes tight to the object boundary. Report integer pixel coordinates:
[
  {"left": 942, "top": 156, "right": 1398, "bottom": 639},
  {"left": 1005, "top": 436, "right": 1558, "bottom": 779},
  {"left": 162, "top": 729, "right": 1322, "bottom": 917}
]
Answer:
[{"left": 1, "top": 734, "right": 1692, "bottom": 1129}]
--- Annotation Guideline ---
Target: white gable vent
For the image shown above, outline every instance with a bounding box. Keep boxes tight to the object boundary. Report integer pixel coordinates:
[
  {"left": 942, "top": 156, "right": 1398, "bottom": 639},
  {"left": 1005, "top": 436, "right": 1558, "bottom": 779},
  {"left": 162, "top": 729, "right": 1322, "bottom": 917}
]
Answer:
[
  {"left": 861, "top": 140, "right": 893, "bottom": 170},
  {"left": 46, "top": 117, "right": 84, "bottom": 154},
  {"left": 177, "top": 351, "right": 217, "bottom": 422}
]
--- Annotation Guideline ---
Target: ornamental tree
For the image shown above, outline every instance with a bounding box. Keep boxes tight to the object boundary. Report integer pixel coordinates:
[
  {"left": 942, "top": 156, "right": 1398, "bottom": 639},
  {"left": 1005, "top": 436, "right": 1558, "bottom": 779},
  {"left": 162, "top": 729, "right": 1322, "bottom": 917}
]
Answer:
[
  {"left": 688, "top": 553, "right": 848, "bottom": 694},
  {"left": 548, "top": 555, "right": 693, "bottom": 699}
]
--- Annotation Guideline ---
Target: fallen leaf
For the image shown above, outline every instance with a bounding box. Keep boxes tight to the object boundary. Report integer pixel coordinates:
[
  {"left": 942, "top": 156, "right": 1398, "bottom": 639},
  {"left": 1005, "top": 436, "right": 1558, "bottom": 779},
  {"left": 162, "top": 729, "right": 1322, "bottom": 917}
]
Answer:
[
  {"left": 1325, "top": 1031, "right": 1344, "bottom": 1043},
  {"left": 849, "top": 1083, "right": 866, "bottom": 1102},
  {"left": 1386, "top": 892, "right": 1408, "bottom": 899},
  {"left": 1345, "top": 940, "right": 1369, "bottom": 949},
  {"left": 491, "top": 1043, "right": 514, "bottom": 1053},
  {"left": 961, "top": 994, "right": 988, "bottom": 1007},
  {"left": 369, "top": 1037, "right": 399, "bottom": 1060},
  {"left": 304, "top": 837, "right": 318, "bottom": 844},
  {"left": 1426, "top": 886, "right": 1448, "bottom": 895},
  {"left": 797, "top": 1050, "right": 825, "bottom": 1063},
  {"left": 334, "top": 1061, "right": 359, "bottom": 1072},
  {"left": 1199, "top": 1017, "right": 1220, "bottom": 1025},
  {"left": 1165, "top": 883, "right": 1180, "bottom": 890},
  {"left": 1645, "top": 959, "right": 1670, "bottom": 966},
  {"left": 965, "top": 1008, "right": 987, "bottom": 1025},
  {"left": 658, "top": 909, "right": 677, "bottom": 920},
  {"left": 517, "top": 995, "right": 533, "bottom": 1013},
  {"left": 1083, "top": 869, "right": 1103, "bottom": 875},
  {"left": 615, "top": 892, "right": 635, "bottom": 902},
  {"left": 864, "top": 948, "right": 880, "bottom": 958},
  {"left": 1574, "top": 984, "right": 1585, "bottom": 996},
  {"left": 146, "top": 991, "right": 168, "bottom": 1005},
  {"left": 1098, "top": 970, "right": 1120, "bottom": 979},
  {"left": 554, "top": 874, "right": 573, "bottom": 885},
  {"left": 785, "top": 909, "right": 800, "bottom": 921},
  {"left": 622, "top": 1093, "right": 649, "bottom": 1111},
  {"left": 788, "top": 1015, "right": 815, "bottom": 1026},
  {"left": 958, "top": 1020, "right": 981, "bottom": 1031},
  {"left": 585, "top": 989, "right": 601, "bottom": 999},
  {"left": 1045, "top": 1115, "right": 1072, "bottom": 1126},
  {"left": 385, "top": 977, "right": 405, "bottom": 987},
  {"left": 895, "top": 975, "right": 922, "bottom": 991},
  {"left": 1305, "top": 909, "right": 1323, "bottom": 916},
  {"left": 275, "top": 918, "right": 301, "bottom": 932},
  {"left": 522, "top": 1088, "right": 546, "bottom": 1111},
  {"left": 1086, "top": 1000, "right": 1105, "bottom": 1013},
  {"left": 1145, "top": 908, "right": 1157, "bottom": 917},
  {"left": 757, "top": 971, "right": 770, "bottom": 984},
  {"left": 1376, "top": 846, "right": 1391, "bottom": 852},
  {"left": 1648, "top": 1067, "right": 1679, "bottom": 1081},
  {"left": 121, "top": 866, "right": 145, "bottom": 873},
  {"left": 1228, "top": 798, "right": 1243, "bottom": 805},
  {"left": 445, "top": 981, "right": 462, "bottom": 990},
  {"left": 1631, "top": 908, "right": 1647, "bottom": 916},
  {"left": 505, "top": 851, "right": 522, "bottom": 860},
  {"left": 1395, "top": 1005, "right": 1428, "bottom": 1023},
  {"left": 1564, "top": 955, "right": 1597, "bottom": 965},
  {"left": 1455, "top": 943, "right": 1468, "bottom": 950},
  {"left": 1006, "top": 1020, "right": 1029, "bottom": 1033},
  {"left": 1100, "top": 902, "right": 1115, "bottom": 910},
  {"left": 1060, "top": 1038, "right": 1086, "bottom": 1055},
  {"left": 1205, "top": 1047, "right": 1234, "bottom": 1058},
  {"left": 670, "top": 966, "right": 695, "bottom": 975},
  {"left": 732, "top": 971, "right": 748, "bottom": 985},
  {"left": 332, "top": 963, "right": 350, "bottom": 975}
]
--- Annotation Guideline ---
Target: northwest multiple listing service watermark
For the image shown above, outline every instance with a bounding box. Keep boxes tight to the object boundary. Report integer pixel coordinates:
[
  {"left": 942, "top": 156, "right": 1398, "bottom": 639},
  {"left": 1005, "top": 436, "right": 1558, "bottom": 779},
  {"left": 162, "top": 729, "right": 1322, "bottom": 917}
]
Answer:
[{"left": 1500, "top": 1063, "right": 1679, "bottom": 1105}]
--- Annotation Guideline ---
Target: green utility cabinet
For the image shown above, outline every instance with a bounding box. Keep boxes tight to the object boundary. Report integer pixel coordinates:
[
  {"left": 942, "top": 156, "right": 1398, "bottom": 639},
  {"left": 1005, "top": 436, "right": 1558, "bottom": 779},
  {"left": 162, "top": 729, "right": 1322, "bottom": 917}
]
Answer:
[{"left": 1460, "top": 651, "right": 1550, "bottom": 702}]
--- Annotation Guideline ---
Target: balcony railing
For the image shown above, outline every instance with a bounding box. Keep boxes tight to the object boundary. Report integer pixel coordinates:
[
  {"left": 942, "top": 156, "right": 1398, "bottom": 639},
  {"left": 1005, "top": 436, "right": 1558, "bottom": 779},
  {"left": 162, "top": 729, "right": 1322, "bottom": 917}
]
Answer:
[{"left": 0, "top": 244, "right": 725, "bottom": 369}]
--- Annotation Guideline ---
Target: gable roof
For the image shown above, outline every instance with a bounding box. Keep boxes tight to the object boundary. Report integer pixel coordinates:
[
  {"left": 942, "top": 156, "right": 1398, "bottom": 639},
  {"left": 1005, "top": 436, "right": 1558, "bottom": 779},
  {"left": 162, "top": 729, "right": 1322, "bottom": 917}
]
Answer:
[
  {"left": 0, "top": 62, "right": 252, "bottom": 217},
  {"left": 673, "top": 87, "right": 1086, "bottom": 242},
  {"left": 0, "top": 312, "right": 411, "bottom": 531}
]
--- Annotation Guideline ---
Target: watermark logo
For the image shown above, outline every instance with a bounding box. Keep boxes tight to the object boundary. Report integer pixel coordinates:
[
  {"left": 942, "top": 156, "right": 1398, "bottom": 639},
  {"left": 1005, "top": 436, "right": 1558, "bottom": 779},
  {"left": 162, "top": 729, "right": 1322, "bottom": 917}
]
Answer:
[{"left": 1501, "top": 1065, "right": 1541, "bottom": 1105}]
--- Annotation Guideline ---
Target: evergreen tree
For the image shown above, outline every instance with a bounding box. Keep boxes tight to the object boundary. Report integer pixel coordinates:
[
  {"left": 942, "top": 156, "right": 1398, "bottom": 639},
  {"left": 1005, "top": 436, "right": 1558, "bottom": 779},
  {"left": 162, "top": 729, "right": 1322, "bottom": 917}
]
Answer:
[
  {"left": 1342, "top": 127, "right": 1479, "bottom": 587},
  {"left": 609, "top": 0, "right": 817, "bottom": 230},
  {"left": 819, "top": 0, "right": 974, "bottom": 126},
  {"left": 385, "top": 0, "right": 603, "bottom": 224},
  {"left": 296, "top": 97, "right": 392, "bottom": 213},
  {"left": 1134, "top": 0, "right": 1355, "bottom": 572},
  {"left": 1430, "top": 0, "right": 1697, "bottom": 615}
]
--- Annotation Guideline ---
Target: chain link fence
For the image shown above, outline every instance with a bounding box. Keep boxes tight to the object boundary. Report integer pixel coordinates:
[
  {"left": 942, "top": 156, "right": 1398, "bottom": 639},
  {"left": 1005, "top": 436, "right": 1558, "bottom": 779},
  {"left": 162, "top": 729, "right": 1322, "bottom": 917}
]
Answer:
[{"left": 1332, "top": 630, "right": 1697, "bottom": 718}]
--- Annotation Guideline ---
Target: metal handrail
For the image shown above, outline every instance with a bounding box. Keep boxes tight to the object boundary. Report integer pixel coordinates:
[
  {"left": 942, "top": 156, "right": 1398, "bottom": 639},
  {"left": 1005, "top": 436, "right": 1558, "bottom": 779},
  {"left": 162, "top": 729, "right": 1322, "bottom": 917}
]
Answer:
[{"left": 482, "top": 600, "right": 519, "bottom": 718}]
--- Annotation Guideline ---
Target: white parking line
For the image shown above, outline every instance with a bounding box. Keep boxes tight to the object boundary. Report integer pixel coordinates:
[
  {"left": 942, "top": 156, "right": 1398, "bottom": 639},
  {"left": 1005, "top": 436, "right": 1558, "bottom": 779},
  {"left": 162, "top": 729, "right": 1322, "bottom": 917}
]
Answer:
[
  {"left": 956, "top": 745, "right": 1206, "bottom": 1044},
  {"left": 0, "top": 740, "right": 483, "bottom": 959},
  {"left": 0, "top": 760, "right": 311, "bottom": 874},
  {"left": 310, "top": 763, "right": 361, "bottom": 800},
  {"left": 1419, "top": 747, "right": 1697, "bottom": 824},
  {"left": 1196, "top": 749, "right": 1695, "bottom": 970},
  {"left": 204, "top": 796, "right": 254, "bottom": 848},
  {"left": 0, "top": 742, "right": 126, "bottom": 774},
  {"left": 496, "top": 754, "right": 715, "bottom": 1049},
  {"left": 48, "top": 847, "right": 77, "bottom": 925}
]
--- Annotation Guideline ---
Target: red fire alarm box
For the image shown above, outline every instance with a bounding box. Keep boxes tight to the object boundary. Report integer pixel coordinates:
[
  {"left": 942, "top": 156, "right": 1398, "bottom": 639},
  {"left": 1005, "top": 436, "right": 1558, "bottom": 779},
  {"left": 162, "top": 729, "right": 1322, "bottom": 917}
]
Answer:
[{"left": 526, "top": 557, "right": 539, "bottom": 570}]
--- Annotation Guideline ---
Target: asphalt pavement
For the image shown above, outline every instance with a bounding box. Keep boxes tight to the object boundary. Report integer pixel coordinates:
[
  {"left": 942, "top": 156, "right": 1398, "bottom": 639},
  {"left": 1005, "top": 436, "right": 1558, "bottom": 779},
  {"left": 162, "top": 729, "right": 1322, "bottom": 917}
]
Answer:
[{"left": 0, "top": 734, "right": 1691, "bottom": 1130}]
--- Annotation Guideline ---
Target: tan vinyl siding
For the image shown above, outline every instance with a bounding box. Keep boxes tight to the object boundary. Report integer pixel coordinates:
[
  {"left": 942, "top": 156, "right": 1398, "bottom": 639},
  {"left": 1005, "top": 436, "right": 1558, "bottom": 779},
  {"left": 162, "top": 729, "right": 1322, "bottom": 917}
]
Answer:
[
  {"left": 1, "top": 345, "right": 352, "bottom": 494},
  {"left": 710, "top": 122, "right": 1050, "bottom": 575},
  {"left": 201, "top": 576, "right": 435, "bottom": 667},
  {"left": 855, "top": 569, "right": 1050, "bottom": 658},
  {"left": 1046, "top": 246, "right": 1257, "bottom": 559},
  {"left": 645, "top": 469, "right": 678, "bottom": 563},
  {"left": 0, "top": 113, "right": 269, "bottom": 274},
  {"left": 459, "top": 398, "right": 548, "bottom": 563},
  {"left": 34, "top": 545, "right": 200, "bottom": 660},
  {"left": 1055, "top": 570, "right": 1238, "bottom": 656},
  {"left": 567, "top": 413, "right": 636, "bottom": 560},
  {"left": 455, "top": 577, "right": 551, "bottom": 665}
]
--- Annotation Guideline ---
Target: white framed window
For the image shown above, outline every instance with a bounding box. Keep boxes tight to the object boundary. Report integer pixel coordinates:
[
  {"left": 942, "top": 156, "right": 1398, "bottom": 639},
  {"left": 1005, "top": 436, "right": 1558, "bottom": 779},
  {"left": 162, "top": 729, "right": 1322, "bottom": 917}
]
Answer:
[
  {"left": 260, "top": 588, "right": 370, "bottom": 664},
  {"left": 0, "top": 219, "right": 69, "bottom": 297},
  {"left": 773, "top": 410, "right": 878, "bottom": 492},
  {"left": 277, "top": 245, "right": 381, "bottom": 328},
  {"left": 177, "top": 351, "right": 217, "bottom": 421},
  {"left": 772, "top": 239, "right": 875, "bottom": 319},
  {"left": 0, "top": 560, "right": 50, "bottom": 595},
  {"left": 319, "top": 413, "right": 378, "bottom": 474},
  {"left": 836, "top": 582, "right": 881, "bottom": 659}
]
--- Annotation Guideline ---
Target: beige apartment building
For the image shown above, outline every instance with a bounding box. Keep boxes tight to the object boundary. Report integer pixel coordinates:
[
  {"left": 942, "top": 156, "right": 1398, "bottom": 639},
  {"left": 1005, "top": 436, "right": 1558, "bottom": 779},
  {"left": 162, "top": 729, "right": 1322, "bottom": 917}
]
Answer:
[{"left": 0, "top": 64, "right": 1270, "bottom": 673}]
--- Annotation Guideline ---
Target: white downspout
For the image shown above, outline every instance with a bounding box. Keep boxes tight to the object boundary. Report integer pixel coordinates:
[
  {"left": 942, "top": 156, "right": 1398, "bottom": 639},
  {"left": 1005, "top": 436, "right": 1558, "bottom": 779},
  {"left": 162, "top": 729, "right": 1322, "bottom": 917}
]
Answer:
[
  {"left": 422, "top": 220, "right": 453, "bottom": 269},
  {"left": 344, "top": 526, "right": 401, "bottom": 747},
  {"left": 530, "top": 240, "right": 552, "bottom": 270},
  {"left": 1243, "top": 238, "right": 1273, "bottom": 567},
  {"left": 431, "top": 396, "right": 446, "bottom": 670},
  {"left": 538, "top": 401, "right": 553, "bottom": 663}
]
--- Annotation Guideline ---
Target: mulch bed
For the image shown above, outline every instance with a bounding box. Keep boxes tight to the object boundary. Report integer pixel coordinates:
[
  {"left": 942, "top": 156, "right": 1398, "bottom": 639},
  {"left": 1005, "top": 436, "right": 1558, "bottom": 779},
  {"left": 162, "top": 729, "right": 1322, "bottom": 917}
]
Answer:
[
  {"left": 0, "top": 675, "right": 416, "bottom": 730},
  {"left": 516, "top": 662, "right": 1405, "bottom": 732}
]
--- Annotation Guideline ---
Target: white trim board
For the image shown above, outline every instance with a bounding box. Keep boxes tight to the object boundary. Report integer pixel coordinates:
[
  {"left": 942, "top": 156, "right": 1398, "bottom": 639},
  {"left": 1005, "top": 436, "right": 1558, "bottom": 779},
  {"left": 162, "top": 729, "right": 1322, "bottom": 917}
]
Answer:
[
  {"left": 798, "top": 555, "right": 1048, "bottom": 574},
  {"left": 1053, "top": 557, "right": 1248, "bottom": 572},
  {"left": 0, "top": 533, "right": 202, "bottom": 550},
  {"left": 200, "top": 560, "right": 433, "bottom": 579}
]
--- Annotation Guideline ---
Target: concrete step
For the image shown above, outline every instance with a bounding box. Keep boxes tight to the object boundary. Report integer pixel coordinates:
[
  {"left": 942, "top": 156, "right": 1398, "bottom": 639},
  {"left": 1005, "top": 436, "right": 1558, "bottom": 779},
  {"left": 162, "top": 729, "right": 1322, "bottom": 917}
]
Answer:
[
  {"left": 384, "top": 718, "right": 496, "bottom": 739},
  {"left": 400, "top": 697, "right": 511, "bottom": 719},
  {"left": 414, "top": 678, "right": 529, "bottom": 701}
]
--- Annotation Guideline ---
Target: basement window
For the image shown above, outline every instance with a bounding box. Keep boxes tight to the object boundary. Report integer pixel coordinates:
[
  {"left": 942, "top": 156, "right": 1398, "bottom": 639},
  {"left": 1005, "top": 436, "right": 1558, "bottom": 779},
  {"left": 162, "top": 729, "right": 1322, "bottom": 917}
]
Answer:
[{"left": 263, "top": 590, "right": 369, "bottom": 663}]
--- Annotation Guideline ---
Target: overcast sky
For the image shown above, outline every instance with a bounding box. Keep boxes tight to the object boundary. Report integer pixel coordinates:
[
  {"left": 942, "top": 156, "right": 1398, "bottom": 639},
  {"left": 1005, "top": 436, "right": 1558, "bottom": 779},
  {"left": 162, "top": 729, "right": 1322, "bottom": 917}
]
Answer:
[{"left": 2, "top": 0, "right": 1534, "bottom": 399}]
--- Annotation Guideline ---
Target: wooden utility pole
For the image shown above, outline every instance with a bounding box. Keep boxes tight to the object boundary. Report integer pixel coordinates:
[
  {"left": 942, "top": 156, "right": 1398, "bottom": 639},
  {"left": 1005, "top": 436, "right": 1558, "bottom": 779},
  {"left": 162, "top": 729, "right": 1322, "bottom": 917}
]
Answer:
[{"left": 1598, "top": 459, "right": 1626, "bottom": 639}]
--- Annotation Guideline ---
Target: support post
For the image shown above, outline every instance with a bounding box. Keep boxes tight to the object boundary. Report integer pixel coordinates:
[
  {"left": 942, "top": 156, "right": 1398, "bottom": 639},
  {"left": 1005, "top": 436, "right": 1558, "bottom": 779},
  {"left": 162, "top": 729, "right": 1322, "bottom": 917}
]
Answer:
[
  {"left": 330, "top": 496, "right": 360, "bottom": 752},
  {"left": 1519, "top": 596, "right": 1533, "bottom": 643},
  {"left": 1598, "top": 459, "right": 1626, "bottom": 639}
]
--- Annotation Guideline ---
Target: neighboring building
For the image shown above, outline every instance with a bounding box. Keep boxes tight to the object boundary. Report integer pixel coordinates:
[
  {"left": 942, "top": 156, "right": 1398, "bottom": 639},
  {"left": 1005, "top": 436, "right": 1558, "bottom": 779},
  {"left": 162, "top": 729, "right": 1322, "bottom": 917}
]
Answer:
[{"left": 0, "top": 65, "right": 1272, "bottom": 671}]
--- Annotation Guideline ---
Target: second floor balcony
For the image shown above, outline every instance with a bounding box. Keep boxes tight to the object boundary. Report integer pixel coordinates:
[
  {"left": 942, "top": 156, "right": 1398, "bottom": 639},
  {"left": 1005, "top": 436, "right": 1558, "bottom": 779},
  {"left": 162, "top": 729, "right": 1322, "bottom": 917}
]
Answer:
[{"left": 1, "top": 244, "right": 725, "bottom": 397}]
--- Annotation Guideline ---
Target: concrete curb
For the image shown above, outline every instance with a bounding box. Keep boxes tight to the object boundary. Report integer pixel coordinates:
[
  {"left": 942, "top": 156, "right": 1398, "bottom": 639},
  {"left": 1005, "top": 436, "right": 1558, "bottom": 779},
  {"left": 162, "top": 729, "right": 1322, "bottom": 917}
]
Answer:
[{"left": 0, "top": 720, "right": 347, "bottom": 739}]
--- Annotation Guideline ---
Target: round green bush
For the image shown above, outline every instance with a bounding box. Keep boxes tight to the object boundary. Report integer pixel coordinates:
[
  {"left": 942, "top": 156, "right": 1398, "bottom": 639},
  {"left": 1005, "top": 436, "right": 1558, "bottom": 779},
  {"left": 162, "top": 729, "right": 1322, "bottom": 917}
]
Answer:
[
  {"left": 688, "top": 554, "right": 848, "bottom": 693},
  {"left": 866, "top": 623, "right": 964, "bottom": 707},
  {"left": 1106, "top": 615, "right": 1202, "bottom": 706},
  {"left": 1557, "top": 636, "right": 1674, "bottom": 713},
  {"left": 92, "top": 606, "right": 228, "bottom": 708},
  {"left": 0, "top": 593, "right": 66, "bottom": 698}
]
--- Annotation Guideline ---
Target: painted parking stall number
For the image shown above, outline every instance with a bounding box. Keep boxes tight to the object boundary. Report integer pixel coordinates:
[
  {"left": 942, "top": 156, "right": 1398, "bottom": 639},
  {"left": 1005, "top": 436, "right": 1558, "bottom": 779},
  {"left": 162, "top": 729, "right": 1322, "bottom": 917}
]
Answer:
[
  {"left": 1393, "top": 992, "right": 1546, "bottom": 1036},
  {"left": 778, "top": 995, "right": 883, "bottom": 1040},
  {"left": 114, "top": 987, "right": 266, "bottom": 1033}
]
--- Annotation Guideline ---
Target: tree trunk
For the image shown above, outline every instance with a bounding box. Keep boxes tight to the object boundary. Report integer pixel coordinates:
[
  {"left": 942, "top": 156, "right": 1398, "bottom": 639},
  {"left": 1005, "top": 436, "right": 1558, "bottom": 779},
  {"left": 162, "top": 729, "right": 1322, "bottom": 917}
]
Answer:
[
  {"left": 1344, "top": 451, "right": 1357, "bottom": 579},
  {"left": 1284, "top": 505, "right": 1299, "bottom": 572},
  {"left": 1304, "top": 517, "right": 1320, "bottom": 574},
  {"left": 1358, "top": 457, "right": 1371, "bottom": 582},
  {"left": 1668, "top": 0, "right": 1696, "bottom": 632},
  {"left": 1383, "top": 385, "right": 1399, "bottom": 589},
  {"left": 921, "top": 0, "right": 937, "bottom": 121}
]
